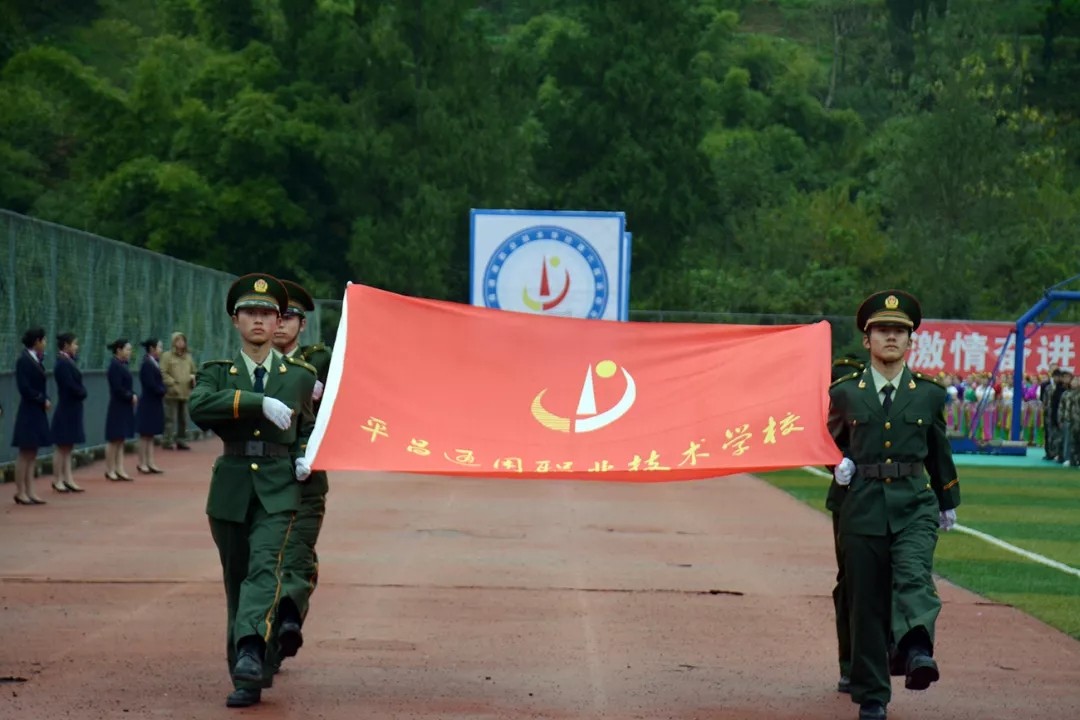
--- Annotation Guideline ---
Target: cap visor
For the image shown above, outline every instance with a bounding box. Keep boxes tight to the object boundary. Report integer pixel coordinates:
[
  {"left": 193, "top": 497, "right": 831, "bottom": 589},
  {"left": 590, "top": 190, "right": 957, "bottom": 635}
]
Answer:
[
  {"left": 234, "top": 299, "right": 281, "bottom": 311},
  {"left": 865, "top": 315, "right": 913, "bottom": 329}
]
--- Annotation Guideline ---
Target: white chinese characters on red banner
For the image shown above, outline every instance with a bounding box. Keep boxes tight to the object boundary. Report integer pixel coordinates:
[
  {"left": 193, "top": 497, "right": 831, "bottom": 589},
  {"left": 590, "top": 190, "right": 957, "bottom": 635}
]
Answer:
[{"left": 908, "top": 320, "right": 1079, "bottom": 377}]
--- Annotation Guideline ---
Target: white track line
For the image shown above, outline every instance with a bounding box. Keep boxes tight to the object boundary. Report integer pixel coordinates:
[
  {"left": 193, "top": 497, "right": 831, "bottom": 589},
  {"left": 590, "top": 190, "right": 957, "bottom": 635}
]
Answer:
[{"left": 798, "top": 466, "right": 1080, "bottom": 579}]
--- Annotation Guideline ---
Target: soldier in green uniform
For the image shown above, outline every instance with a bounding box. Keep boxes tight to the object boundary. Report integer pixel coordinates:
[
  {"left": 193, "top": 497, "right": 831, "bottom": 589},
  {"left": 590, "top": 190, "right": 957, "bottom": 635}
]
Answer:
[
  {"left": 828, "top": 355, "right": 865, "bottom": 694},
  {"left": 827, "top": 290, "right": 961, "bottom": 720},
  {"left": 189, "top": 273, "right": 318, "bottom": 708},
  {"left": 270, "top": 279, "right": 333, "bottom": 661}
]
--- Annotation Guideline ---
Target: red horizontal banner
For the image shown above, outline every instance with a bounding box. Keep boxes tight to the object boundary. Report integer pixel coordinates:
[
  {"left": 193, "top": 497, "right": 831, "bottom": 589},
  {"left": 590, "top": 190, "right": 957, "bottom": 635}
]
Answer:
[
  {"left": 910, "top": 320, "right": 1079, "bottom": 377},
  {"left": 307, "top": 284, "right": 842, "bottom": 480}
]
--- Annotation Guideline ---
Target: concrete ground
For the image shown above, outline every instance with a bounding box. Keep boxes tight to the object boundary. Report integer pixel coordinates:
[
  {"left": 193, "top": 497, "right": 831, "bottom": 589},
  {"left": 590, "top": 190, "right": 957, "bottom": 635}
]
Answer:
[{"left": 1, "top": 440, "right": 1078, "bottom": 719}]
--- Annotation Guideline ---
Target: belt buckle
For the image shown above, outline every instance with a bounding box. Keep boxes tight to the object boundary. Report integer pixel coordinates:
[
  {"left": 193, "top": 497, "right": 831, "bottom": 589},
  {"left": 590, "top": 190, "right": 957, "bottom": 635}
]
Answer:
[
  {"left": 880, "top": 463, "right": 900, "bottom": 478},
  {"left": 245, "top": 440, "right": 266, "bottom": 456}
]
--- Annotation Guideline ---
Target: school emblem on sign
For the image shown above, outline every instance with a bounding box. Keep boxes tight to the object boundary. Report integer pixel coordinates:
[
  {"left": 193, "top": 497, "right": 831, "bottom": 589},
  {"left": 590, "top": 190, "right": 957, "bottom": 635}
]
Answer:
[{"left": 482, "top": 226, "right": 609, "bottom": 319}]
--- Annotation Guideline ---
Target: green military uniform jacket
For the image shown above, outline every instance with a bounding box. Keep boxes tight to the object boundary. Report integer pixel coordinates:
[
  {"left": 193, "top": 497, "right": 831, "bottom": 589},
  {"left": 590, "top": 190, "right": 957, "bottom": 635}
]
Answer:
[
  {"left": 190, "top": 351, "right": 318, "bottom": 522},
  {"left": 299, "top": 343, "right": 332, "bottom": 387},
  {"left": 828, "top": 366, "right": 960, "bottom": 536},
  {"left": 295, "top": 343, "right": 332, "bottom": 497}
]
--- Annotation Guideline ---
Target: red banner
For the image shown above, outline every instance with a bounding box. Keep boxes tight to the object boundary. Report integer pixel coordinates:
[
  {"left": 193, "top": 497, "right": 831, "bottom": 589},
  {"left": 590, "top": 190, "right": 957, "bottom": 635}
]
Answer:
[
  {"left": 306, "top": 285, "right": 841, "bottom": 480},
  {"left": 909, "top": 320, "right": 1080, "bottom": 377}
]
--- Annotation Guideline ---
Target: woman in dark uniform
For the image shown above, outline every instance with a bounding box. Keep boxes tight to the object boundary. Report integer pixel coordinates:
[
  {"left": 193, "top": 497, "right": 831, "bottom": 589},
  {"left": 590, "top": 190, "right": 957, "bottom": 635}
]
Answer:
[
  {"left": 104, "top": 338, "right": 137, "bottom": 481},
  {"left": 50, "top": 332, "right": 88, "bottom": 493},
  {"left": 11, "top": 327, "right": 51, "bottom": 505},
  {"left": 135, "top": 337, "right": 166, "bottom": 474}
]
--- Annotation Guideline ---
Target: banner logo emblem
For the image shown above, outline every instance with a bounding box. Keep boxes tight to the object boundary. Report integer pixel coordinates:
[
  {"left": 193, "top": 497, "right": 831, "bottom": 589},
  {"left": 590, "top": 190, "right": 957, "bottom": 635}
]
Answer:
[{"left": 530, "top": 360, "right": 636, "bottom": 433}]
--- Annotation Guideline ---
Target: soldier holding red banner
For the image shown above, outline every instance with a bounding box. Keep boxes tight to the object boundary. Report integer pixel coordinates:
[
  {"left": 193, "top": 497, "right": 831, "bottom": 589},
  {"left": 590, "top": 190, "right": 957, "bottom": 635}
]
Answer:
[
  {"left": 189, "top": 273, "right": 318, "bottom": 708},
  {"left": 827, "top": 290, "right": 962, "bottom": 720},
  {"left": 270, "top": 279, "right": 333, "bottom": 665}
]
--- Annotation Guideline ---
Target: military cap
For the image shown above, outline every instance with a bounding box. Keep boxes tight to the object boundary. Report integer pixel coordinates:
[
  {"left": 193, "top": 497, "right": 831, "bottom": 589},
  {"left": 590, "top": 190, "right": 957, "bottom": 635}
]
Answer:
[
  {"left": 280, "top": 279, "right": 315, "bottom": 319},
  {"left": 856, "top": 289, "right": 922, "bottom": 332},
  {"left": 226, "top": 273, "right": 288, "bottom": 315}
]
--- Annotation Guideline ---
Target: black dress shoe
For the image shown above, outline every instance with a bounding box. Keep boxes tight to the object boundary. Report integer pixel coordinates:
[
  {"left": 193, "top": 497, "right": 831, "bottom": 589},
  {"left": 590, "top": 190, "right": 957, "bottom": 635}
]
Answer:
[
  {"left": 837, "top": 674, "right": 851, "bottom": 693},
  {"left": 905, "top": 651, "right": 940, "bottom": 690},
  {"left": 225, "top": 688, "right": 261, "bottom": 708},
  {"left": 859, "top": 701, "right": 887, "bottom": 720},
  {"left": 232, "top": 650, "right": 264, "bottom": 683},
  {"left": 278, "top": 619, "right": 303, "bottom": 658}
]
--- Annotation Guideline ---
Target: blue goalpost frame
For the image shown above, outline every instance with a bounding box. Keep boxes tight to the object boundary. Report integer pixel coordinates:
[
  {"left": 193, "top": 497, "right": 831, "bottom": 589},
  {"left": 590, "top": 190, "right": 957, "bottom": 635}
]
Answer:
[{"left": 1008, "top": 276, "right": 1080, "bottom": 442}]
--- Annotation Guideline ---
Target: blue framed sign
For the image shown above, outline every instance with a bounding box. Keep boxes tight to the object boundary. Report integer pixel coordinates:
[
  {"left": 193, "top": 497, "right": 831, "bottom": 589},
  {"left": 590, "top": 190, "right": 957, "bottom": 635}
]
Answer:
[{"left": 470, "top": 209, "right": 629, "bottom": 322}]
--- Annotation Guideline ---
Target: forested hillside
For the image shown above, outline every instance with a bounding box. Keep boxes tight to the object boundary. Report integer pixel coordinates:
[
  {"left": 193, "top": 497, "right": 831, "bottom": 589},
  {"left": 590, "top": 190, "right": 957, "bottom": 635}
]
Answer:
[{"left": 2, "top": 0, "right": 1079, "bottom": 320}]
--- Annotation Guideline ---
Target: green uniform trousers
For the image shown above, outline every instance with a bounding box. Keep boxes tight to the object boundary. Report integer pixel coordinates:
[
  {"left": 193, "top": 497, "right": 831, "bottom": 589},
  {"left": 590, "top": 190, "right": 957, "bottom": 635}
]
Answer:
[
  {"left": 209, "top": 502, "right": 297, "bottom": 690},
  {"left": 279, "top": 473, "right": 327, "bottom": 625},
  {"left": 843, "top": 512, "right": 940, "bottom": 705},
  {"left": 832, "top": 511, "right": 851, "bottom": 677}
]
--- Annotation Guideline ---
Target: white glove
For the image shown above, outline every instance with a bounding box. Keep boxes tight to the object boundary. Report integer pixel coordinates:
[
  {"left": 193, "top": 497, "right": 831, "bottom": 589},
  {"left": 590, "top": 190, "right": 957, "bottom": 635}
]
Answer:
[
  {"left": 833, "top": 458, "right": 855, "bottom": 486},
  {"left": 295, "top": 456, "right": 311, "bottom": 482},
  {"left": 312, "top": 380, "right": 324, "bottom": 402},
  {"left": 261, "top": 397, "right": 292, "bottom": 431},
  {"left": 939, "top": 509, "right": 957, "bottom": 532}
]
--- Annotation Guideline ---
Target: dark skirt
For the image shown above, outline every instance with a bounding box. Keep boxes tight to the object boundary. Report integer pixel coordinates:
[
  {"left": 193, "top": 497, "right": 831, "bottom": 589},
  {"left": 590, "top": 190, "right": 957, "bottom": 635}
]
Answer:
[
  {"left": 105, "top": 399, "right": 135, "bottom": 441},
  {"left": 135, "top": 394, "right": 165, "bottom": 436},
  {"left": 50, "top": 400, "right": 85, "bottom": 446},
  {"left": 12, "top": 400, "right": 51, "bottom": 450}
]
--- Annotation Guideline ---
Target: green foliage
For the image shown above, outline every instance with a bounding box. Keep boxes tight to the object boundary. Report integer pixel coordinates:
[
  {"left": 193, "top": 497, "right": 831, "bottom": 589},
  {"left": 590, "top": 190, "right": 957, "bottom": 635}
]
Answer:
[{"left": 2, "top": 0, "right": 1080, "bottom": 332}]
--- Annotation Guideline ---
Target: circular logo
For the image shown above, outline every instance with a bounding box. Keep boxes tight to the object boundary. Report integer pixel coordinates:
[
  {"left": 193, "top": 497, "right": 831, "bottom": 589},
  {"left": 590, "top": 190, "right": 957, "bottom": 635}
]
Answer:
[
  {"left": 482, "top": 226, "right": 609, "bottom": 319},
  {"left": 253, "top": 278, "right": 269, "bottom": 293},
  {"left": 885, "top": 294, "right": 899, "bottom": 309}
]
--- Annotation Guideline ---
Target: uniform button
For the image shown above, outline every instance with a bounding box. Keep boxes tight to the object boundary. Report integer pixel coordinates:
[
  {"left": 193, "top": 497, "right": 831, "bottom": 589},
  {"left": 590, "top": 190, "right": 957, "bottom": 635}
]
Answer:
[
  {"left": 250, "top": 463, "right": 259, "bottom": 471},
  {"left": 885, "top": 458, "right": 892, "bottom": 464},
  {"left": 884, "top": 441, "right": 892, "bottom": 448},
  {"left": 884, "top": 422, "right": 891, "bottom": 430},
  {"left": 917, "top": 419, "right": 923, "bottom": 425},
  {"left": 253, "top": 429, "right": 261, "bottom": 437},
  {"left": 885, "top": 478, "right": 892, "bottom": 484}
]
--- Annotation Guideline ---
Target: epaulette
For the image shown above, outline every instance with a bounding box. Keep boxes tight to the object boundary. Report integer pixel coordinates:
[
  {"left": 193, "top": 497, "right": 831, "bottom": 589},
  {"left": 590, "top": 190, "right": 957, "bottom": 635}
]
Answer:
[
  {"left": 301, "top": 343, "right": 330, "bottom": 359},
  {"left": 912, "top": 371, "right": 947, "bottom": 389},
  {"left": 285, "top": 356, "right": 318, "bottom": 374},
  {"left": 832, "top": 357, "right": 866, "bottom": 371},
  {"left": 830, "top": 371, "right": 860, "bottom": 388},
  {"left": 201, "top": 359, "right": 233, "bottom": 368}
]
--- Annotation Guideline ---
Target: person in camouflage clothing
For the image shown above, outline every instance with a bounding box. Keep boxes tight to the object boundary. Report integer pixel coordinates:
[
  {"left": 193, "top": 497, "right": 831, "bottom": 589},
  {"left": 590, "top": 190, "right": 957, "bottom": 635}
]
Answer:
[{"left": 1060, "top": 374, "right": 1080, "bottom": 467}]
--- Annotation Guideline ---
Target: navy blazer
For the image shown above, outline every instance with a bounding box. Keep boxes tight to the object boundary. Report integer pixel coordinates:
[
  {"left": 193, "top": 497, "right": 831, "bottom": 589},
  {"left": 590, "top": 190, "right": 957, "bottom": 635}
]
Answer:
[
  {"left": 105, "top": 357, "right": 136, "bottom": 441},
  {"left": 135, "top": 356, "right": 167, "bottom": 437},
  {"left": 51, "top": 353, "right": 87, "bottom": 446},
  {"left": 11, "top": 349, "right": 51, "bottom": 449}
]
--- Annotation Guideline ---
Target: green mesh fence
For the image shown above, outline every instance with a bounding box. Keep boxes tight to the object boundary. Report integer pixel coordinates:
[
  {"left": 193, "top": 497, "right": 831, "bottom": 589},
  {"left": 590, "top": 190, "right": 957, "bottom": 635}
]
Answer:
[
  {"left": 2, "top": 210, "right": 237, "bottom": 369},
  {"left": 1, "top": 210, "right": 325, "bottom": 370}
]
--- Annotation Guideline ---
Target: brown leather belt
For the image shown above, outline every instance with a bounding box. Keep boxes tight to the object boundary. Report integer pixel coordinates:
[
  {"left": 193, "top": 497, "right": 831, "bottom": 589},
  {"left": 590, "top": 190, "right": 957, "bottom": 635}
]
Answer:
[
  {"left": 858, "top": 462, "right": 921, "bottom": 479},
  {"left": 222, "top": 441, "right": 291, "bottom": 458}
]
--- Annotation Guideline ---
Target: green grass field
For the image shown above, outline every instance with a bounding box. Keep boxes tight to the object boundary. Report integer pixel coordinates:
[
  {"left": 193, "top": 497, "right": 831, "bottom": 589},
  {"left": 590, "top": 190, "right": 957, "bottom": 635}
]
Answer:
[{"left": 758, "top": 466, "right": 1080, "bottom": 640}]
